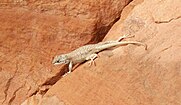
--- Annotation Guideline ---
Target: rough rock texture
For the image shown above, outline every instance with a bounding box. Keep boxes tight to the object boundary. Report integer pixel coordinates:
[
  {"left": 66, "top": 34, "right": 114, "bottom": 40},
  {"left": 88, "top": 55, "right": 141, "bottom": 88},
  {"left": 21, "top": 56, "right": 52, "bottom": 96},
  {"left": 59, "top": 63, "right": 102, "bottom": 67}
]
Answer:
[
  {"left": 21, "top": 94, "right": 64, "bottom": 105},
  {"left": 45, "top": 0, "right": 181, "bottom": 105},
  {"left": 0, "top": 0, "right": 131, "bottom": 42},
  {"left": 0, "top": 0, "right": 130, "bottom": 105}
]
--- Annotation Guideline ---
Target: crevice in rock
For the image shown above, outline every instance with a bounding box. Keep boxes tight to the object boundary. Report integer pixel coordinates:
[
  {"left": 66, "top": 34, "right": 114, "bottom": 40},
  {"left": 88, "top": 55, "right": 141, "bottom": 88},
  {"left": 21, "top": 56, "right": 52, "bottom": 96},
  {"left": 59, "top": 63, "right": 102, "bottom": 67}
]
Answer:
[
  {"left": 88, "top": 0, "right": 133, "bottom": 44},
  {"left": 30, "top": 90, "right": 38, "bottom": 97},
  {"left": 160, "top": 45, "right": 172, "bottom": 52},
  {"left": 8, "top": 84, "right": 25, "bottom": 105},
  {"left": 42, "top": 66, "right": 68, "bottom": 86},
  {"left": 2, "top": 77, "right": 13, "bottom": 104},
  {"left": 89, "top": 17, "right": 121, "bottom": 44},
  {"left": 29, "top": 66, "right": 68, "bottom": 96},
  {"left": 154, "top": 16, "right": 181, "bottom": 24}
]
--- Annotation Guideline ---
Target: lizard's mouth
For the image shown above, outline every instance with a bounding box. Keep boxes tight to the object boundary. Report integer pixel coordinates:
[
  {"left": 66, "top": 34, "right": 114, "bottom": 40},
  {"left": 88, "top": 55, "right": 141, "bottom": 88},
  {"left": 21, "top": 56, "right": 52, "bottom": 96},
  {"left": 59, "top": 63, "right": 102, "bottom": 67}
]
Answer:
[
  {"left": 53, "top": 62, "right": 61, "bottom": 65},
  {"left": 52, "top": 60, "right": 68, "bottom": 65},
  {"left": 52, "top": 59, "right": 60, "bottom": 65},
  {"left": 52, "top": 60, "right": 62, "bottom": 65}
]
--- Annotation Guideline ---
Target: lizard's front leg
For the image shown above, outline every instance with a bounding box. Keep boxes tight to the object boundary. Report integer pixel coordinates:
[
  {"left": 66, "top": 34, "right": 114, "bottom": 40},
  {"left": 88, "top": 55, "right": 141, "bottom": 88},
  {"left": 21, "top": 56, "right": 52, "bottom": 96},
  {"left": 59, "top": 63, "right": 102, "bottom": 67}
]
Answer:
[
  {"left": 86, "top": 54, "right": 98, "bottom": 66},
  {"left": 68, "top": 61, "right": 73, "bottom": 73}
]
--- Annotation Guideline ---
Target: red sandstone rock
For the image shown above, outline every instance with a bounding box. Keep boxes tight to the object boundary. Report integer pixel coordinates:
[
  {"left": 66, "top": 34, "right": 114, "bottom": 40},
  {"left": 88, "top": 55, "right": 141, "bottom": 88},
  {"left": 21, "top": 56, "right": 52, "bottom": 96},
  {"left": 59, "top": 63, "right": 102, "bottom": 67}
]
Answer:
[
  {"left": 0, "top": 0, "right": 129, "bottom": 105},
  {"left": 21, "top": 94, "right": 64, "bottom": 105},
  {"left": 45, "top": 0, "right": 181, "bottom": 105}
]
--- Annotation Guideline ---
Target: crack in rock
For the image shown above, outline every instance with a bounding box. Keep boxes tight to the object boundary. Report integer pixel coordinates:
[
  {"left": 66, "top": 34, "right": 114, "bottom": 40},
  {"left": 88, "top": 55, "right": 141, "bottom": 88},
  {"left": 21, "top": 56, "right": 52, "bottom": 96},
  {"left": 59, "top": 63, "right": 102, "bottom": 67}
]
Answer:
[
  {"left": 155, "top": 16, "right": 181, "bottom": 24},
  {"left": 2, "top": 70, "right": 17, "bottom": 104},
  {"left": 2, "top": 63, "right": 18, "bottom": 105},
  {"left": 8, "top": 84, "right": 25, "bottom": 105}
]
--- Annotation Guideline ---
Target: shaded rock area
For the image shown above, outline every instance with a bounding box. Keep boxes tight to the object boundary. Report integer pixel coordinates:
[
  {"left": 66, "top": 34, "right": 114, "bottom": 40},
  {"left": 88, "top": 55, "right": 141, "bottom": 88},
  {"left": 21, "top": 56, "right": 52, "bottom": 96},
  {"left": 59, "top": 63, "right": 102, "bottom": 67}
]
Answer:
[
  {"left": 0, "top": 0, "right": 130, "bottom": 105},
  {"left": 45, "top": 0, "right": 181, "bottom": 105}
]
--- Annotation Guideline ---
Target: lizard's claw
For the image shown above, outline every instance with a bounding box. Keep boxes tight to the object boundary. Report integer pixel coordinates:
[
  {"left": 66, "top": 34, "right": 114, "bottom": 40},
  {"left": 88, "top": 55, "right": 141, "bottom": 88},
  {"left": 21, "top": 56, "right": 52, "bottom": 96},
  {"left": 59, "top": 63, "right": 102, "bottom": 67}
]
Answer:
[
  {"left": 88, "top": 59, "right": 96, "bottom": 66},
  {"left": 86, "top": 53, "right": 98, "bottom": 66}
]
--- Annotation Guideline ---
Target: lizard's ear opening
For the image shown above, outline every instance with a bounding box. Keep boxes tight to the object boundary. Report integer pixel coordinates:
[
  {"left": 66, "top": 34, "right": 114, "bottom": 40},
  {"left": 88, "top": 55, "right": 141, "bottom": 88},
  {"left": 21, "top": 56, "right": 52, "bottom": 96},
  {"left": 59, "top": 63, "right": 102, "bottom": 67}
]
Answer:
[
  {"left": 64, "top": 59, "right": 70, "bottom": 64},
  {"left": 60, "top": 55, "right": 69, "bottom": 64}
]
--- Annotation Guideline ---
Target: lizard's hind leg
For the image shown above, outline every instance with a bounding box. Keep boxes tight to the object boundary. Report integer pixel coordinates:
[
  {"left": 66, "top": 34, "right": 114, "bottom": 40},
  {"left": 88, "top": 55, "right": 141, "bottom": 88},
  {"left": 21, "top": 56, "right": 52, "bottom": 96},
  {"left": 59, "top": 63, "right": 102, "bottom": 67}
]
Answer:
[
  {"left": 117, "top": 34, "right": 135, "bottom": 41},
  {"left": 86, "top": 54, "right": 98, "bottom": 66}
]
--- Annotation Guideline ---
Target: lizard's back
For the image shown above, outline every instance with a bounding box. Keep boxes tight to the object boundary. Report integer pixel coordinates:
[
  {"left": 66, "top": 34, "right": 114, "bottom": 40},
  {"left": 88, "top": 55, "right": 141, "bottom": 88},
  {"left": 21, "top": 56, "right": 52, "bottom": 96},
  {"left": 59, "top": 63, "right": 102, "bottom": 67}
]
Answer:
[
  {"left": 67, "top": 44, "right": 98, "bottom": 63},
  {"left": 67, "top": 41, "right": 118, "bottom": 64}
]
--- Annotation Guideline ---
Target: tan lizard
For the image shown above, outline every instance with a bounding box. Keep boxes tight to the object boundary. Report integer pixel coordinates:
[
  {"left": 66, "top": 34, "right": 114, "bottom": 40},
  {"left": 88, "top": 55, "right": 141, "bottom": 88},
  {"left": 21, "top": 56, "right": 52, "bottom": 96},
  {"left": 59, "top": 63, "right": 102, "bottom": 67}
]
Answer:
[{"left": 52, "top": 35, "right": 147, "bottom": 73}]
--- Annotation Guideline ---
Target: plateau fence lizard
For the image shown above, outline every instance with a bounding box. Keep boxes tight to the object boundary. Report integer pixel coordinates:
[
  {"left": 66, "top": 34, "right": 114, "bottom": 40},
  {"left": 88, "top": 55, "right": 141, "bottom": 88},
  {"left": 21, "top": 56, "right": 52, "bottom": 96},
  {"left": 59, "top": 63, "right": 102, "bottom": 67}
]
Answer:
[{"left": 52, "top": 35, "right": 147, "bottom": 73}]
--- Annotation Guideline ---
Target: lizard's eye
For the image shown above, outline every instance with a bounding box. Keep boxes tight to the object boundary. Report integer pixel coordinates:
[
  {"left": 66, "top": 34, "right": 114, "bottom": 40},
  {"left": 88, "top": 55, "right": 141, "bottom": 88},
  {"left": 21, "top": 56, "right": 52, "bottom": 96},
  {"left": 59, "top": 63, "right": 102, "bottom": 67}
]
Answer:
[
  {"left": 52, "top": 54, "right": 68, "bottom": 65},
  {"left": 52, "top": 56, "right": 61, "bottom": 64},
  {"left": 56, "top": 60, "right": 60, "bottom": 63}
]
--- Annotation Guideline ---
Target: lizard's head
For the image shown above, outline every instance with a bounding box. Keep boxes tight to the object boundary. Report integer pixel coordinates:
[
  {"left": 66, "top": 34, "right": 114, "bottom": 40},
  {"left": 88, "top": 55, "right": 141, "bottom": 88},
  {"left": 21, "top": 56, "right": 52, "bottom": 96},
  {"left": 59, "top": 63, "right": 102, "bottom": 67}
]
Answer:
[{"left": 52, "top": 54, "right": 70, "bottom": 65}]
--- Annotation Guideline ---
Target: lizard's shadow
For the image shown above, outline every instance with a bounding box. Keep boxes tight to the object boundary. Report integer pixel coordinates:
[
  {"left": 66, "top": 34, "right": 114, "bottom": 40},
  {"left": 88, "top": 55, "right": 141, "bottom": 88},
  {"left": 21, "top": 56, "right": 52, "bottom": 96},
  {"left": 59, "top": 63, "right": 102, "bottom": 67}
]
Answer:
[{"left": 72, "top": 62, "right": 86, "bottom": 72}]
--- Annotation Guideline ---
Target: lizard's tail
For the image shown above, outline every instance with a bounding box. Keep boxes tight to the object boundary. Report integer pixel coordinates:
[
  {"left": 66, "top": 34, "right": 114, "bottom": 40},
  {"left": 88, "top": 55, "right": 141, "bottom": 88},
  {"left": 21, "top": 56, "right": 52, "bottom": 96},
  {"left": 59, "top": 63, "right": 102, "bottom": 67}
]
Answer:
[
  {"left": 96, "top": 41, "right": 147, "bottom": 51},
  {"left": 119, "top": 41, "right": 147, "bottom": 50}
]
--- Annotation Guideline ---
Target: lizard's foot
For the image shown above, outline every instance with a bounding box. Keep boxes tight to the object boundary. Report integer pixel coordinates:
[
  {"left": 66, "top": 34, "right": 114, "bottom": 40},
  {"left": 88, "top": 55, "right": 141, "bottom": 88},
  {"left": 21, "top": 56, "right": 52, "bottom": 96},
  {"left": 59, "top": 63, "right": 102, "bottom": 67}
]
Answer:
[
  {"left": 62, "top": 72, "right": 68, "bottom": 77},
  {"left": 67, "top": 70, "right": 71, "bottom": 74},
  {"left": 88, "top": 59, "right": 95, "bottom": 66},
  {"left": 86, "top": 54, "right": 98, "bottom": 66},
  {"left": 117, "top": 34, "right": 135, "bottom": 41},
  {"left": 62, "top": 69, "right": 71, "bottom": 77}
]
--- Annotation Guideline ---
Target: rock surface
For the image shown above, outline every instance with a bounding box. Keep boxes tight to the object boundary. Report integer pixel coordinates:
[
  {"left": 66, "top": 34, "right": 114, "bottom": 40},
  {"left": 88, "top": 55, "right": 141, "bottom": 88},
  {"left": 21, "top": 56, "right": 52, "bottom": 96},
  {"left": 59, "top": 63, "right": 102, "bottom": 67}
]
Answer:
[
  {"left": 21, "top": 94, "right": 64, "bottom": 105},
  {"left": 45, "top": 0, "right": 181, "bottom": 105},
  {"left": 0, "top": 0, "right": 130, "bottom": 105}
]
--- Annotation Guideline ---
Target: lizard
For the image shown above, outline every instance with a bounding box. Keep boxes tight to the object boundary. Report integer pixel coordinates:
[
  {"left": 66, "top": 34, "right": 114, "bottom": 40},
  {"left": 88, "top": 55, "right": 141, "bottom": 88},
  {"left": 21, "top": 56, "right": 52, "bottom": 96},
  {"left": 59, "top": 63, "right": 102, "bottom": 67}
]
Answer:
[{"left": 52, "top": 34, "right": 147, "bottom": 73}]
